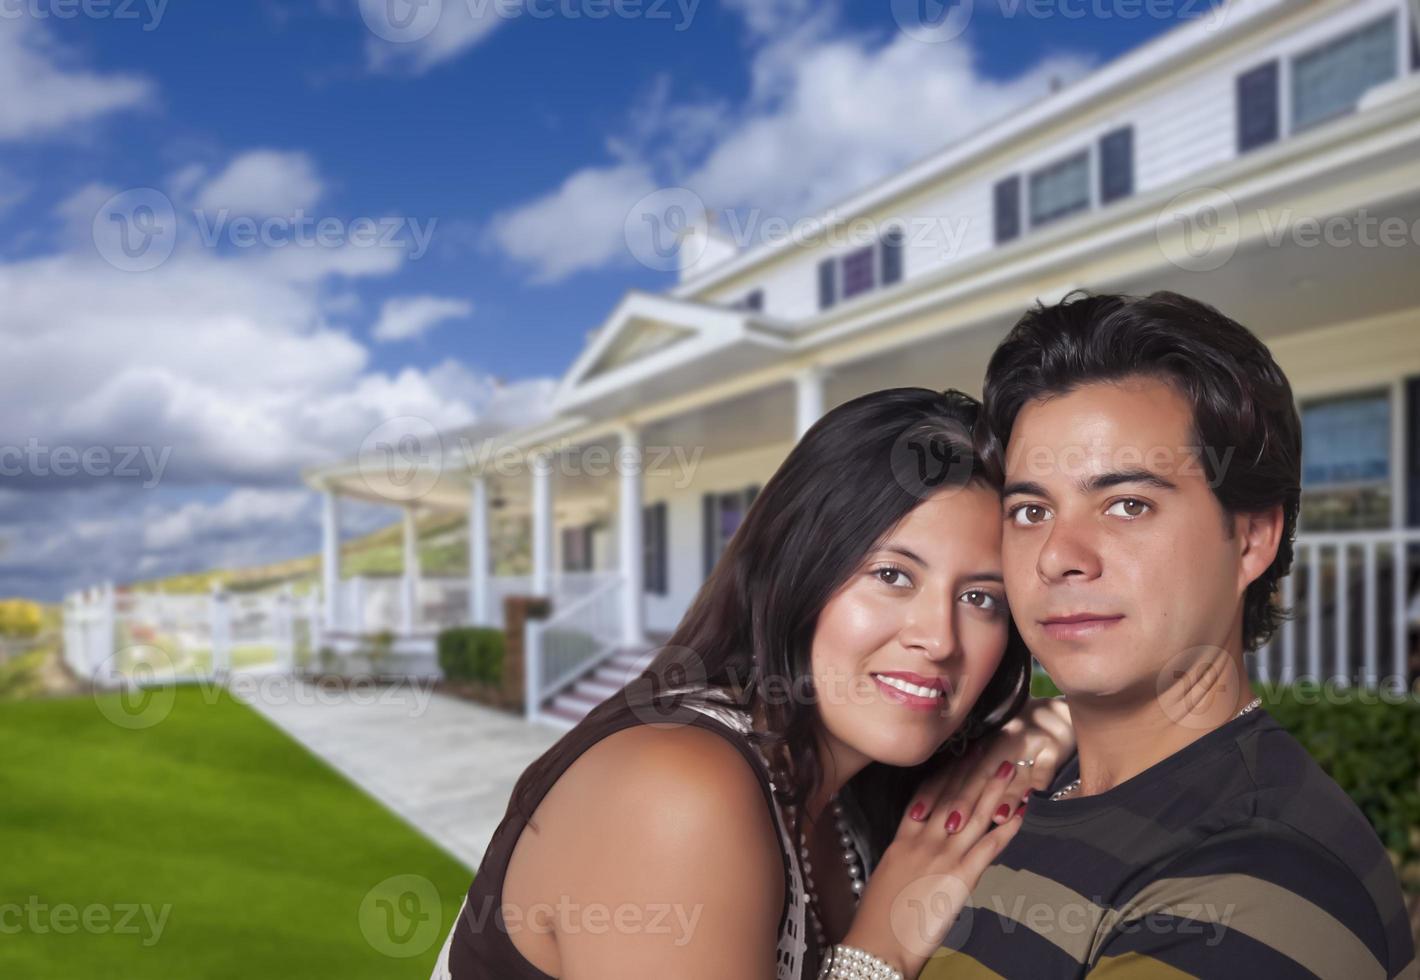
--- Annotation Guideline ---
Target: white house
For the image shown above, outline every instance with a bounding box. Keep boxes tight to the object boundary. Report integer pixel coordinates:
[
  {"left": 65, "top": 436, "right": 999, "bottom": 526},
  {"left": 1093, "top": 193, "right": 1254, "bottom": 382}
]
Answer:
[{"left": 303, "top": 0, "right": 1420, "bottom": 728}]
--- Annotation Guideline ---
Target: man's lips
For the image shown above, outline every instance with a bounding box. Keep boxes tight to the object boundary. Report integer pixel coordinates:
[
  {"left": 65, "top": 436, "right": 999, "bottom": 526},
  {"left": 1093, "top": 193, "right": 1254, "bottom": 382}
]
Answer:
[{"left": 1039, "top": 613, "right": 1124, "bottom": 640}]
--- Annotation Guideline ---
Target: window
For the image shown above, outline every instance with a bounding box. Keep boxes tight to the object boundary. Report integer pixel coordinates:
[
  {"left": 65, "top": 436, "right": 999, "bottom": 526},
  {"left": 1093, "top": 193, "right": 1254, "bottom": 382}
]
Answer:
[
  {"left": 1028, "top": 150, "right": 1090, "bottom": 227},
  {"left": 702, "top": 485, "right": 759, "bottom": 578},
  {"left": 1098, "top": 126, "right": 1134, "bottom": 205},
  {"left": 880, "top": 227, "right": 904, "bottom": 287},
  {"left": 841, "top": 245, "right": 876, "bottom": 300},
  {"left": 643, "top": 502, "right": 668, "bottom": 595},
  {"left": 993, "top": 175, "right": 1021, "bottom": 244},
  {"left": 1237, "top": 60, "right": 1280, "bottom": 153},
  {"left": 732, "top": 289, "right": 764, "bottom": 312},
  {"left": 1300, "top": 389, "right": 1392, "bottom": 531},
  {"left": 561, "top": 524, "right": 594, "bottom": 572},
  {"left": 1291, "top": 14, "right": 1398, "bottom": 132},
  {"left": 818, "top": 258, "right": 836, "bottom": 310}
]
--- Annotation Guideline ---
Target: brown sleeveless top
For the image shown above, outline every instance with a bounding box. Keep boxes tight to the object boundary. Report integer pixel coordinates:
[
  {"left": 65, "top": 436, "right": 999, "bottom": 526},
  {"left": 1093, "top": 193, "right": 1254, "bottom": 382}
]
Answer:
[{"left": 430, "top": 686, "right": 871, "bottom": 979}]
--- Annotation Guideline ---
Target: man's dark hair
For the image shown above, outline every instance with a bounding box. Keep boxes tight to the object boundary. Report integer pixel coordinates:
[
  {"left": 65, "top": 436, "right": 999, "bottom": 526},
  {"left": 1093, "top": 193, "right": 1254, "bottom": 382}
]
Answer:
[{"left": 978, "top": 289, "right": 1302, "bottom": 652}]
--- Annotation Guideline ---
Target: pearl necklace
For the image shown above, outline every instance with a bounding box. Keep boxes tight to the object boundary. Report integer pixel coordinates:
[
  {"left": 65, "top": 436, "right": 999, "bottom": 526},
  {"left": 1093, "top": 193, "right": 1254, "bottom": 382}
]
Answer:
[
  {"left": 1049, "top": 696, "right": 1264, "bottom": 801},
  {"left": 755, "top": 743, "right": 864, "bottom": 952}
]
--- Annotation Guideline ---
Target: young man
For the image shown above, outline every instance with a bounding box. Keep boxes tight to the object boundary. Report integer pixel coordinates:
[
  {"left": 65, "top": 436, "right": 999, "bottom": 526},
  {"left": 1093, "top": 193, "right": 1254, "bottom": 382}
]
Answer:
[{"left": 926, "top": 291, "right": 1415, "bottom": 978}]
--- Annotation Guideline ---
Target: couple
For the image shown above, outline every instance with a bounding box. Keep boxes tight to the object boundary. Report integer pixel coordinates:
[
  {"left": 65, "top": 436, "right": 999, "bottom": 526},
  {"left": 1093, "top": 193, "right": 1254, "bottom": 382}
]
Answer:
[{"left": 433, "top": 290, "right": 1414, "bottom": 979}]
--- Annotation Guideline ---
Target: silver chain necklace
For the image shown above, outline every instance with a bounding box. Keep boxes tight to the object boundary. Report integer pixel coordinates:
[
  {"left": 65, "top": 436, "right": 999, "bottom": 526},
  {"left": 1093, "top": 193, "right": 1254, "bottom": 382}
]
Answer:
[
  {"left": 1050, "top": 696, "right": 1264, "bottom": 801},
  {"left": 755, "top": 743, "right": 864, "bottom": 953}
]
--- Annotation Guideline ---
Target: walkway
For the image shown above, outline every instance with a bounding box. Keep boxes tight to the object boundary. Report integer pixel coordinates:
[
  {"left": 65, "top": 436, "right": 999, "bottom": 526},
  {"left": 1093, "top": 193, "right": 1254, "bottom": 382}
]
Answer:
[{"left": 231, "top": 680, "right": 564, "bottom": 870}]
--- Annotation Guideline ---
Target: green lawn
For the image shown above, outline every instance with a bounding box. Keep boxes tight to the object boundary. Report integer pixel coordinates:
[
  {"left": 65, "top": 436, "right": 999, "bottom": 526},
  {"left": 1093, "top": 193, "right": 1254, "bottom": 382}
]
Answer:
[{"left": 0, "top": 687, "right": 474, "bottom": 979}]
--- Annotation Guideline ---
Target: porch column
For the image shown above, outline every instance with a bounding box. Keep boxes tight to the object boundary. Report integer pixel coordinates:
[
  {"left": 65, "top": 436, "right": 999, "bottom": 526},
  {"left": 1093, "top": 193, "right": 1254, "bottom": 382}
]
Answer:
[
  {"left": 794, "top": 365, "right": 829, "bottom": 439},
  {"left": 401, "top": 505, "right": 420, "bottom": 633},
  {"left": 321, "top": 490, "right": 341, "bottom": 631},
  {"left": 469, "top": 475, "right": 490, "bottom": 624},
  {"left": 531, "top": 452, "right": 553, "bottom": 598},
  {"left": 617, "top": 426, "right": 646, "bottom": 646}
]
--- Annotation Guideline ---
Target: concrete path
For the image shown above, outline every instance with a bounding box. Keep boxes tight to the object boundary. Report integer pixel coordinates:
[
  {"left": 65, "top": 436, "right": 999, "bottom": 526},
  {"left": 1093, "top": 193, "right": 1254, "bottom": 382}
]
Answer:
[{"left": 231, "top": 679, "right": 564, "bottom": 870}]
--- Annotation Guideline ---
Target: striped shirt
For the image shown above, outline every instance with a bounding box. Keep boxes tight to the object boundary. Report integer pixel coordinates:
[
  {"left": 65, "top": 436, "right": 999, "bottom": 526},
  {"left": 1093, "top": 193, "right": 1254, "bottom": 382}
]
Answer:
[{"left": 925, "top": 708, "right": 1416, "bottom": 979}]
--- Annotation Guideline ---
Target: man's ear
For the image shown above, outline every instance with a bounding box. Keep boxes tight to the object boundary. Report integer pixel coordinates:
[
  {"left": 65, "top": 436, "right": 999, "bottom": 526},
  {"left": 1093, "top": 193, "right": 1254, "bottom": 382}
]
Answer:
[{"left": 1236, "top": 503, "right": 1285, "bottom": 591}]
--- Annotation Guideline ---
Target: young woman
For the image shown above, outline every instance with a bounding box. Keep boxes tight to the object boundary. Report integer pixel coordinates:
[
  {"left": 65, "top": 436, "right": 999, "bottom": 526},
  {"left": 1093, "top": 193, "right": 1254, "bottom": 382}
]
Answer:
[{"left": 432, "top": 387, "right": 1074, "bottom": 979}]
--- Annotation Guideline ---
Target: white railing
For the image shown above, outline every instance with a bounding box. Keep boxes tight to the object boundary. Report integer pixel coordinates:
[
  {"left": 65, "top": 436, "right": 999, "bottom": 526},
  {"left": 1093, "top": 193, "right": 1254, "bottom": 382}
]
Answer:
[
  {"left": 63, "top": 584, "right": 321, "bottom": 688},
  {"left": 329, "top": 571, "right": 618, "bottom": 634},
  {"left": 1256, "top": 528, "right": 1419, "bottom": 692},
  {"left": 525, "top": 575, "right": 625, "bottom": 723}
]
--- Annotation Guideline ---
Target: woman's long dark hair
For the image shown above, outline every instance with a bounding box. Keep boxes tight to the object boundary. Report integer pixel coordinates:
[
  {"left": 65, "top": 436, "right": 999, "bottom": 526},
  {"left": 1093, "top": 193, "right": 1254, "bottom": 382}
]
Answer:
[{"left": 507, "top": 387, "right": 1031, "bottom": 867}]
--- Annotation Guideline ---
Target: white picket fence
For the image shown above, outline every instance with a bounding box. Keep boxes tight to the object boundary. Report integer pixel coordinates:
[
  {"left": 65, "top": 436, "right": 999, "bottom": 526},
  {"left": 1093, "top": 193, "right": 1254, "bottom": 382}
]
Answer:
[{"left": 63, "top": 583, "right": 321, "bottom": 688}]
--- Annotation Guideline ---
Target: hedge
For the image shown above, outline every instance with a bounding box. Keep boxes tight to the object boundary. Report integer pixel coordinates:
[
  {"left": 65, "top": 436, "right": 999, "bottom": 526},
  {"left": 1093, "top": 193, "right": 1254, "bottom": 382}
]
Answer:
[
  {"left": 436, "top": 626, "right": 506, "bottom": 685},
  {"left": 1029, "top": 671, "right": 1420, "bottom": 893}
]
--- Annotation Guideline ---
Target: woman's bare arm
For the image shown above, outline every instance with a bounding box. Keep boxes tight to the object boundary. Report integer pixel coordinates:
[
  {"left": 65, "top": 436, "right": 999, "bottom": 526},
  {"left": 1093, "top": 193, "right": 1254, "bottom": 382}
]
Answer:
[{"left": 533, "top": 723, "right": 786, "bottom": 980}]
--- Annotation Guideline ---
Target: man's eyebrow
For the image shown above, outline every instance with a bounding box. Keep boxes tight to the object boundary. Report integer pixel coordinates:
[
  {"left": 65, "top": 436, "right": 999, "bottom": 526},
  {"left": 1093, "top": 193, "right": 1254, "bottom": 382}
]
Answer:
[{"left": 1002, "top": 470, "right": 1179, "bottom": 498}]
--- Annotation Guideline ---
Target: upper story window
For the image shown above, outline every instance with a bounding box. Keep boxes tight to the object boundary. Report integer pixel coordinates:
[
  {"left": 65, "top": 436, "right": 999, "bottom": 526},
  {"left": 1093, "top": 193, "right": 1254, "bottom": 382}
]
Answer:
[
  {"left": 1029, "top": 149, "right": 1090, "bottom": 227},
  {"left": 1238, "top": 12, "right": 1403, "bottom": 154},
  {"left": 730, "top": 289, "right": 764, "bottom": 312},
  {"left": 817, "top": 227, "right": 907, "bottom": 310},
  {"left": 994, "top": 126, "right": 1133, "bottom": 245},
  {"left": 1292, "top": 13, "right": 1399, "bottom": 131}
]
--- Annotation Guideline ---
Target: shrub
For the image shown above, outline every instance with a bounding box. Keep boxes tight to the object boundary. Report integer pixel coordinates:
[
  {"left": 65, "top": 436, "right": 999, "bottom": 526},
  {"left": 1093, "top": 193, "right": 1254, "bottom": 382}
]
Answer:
[{"left": 437, "top": 627, "right": 505, "bottom": 685}]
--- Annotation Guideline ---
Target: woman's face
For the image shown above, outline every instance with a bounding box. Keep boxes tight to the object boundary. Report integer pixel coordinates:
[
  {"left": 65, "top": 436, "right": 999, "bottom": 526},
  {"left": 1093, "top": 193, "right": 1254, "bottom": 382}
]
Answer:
[{"left": 808, "top": 483, "right": 1010, "bottom": 774}]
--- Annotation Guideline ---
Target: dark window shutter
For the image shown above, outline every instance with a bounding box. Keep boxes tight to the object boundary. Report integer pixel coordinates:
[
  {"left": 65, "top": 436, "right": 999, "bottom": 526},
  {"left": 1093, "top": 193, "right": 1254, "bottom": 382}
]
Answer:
[
  {"left": 1407, "top": 377, "right": 1420, "bottom": 528},
  {"left": 1411, "top": 21, "right": 1419, "bottom": 71},
  {"left": 993, "top": 175, "right": 1020, "bottom": 244},
  {"left": 744, "top": 289, "right": 764, "bottom": 312},
  {"left": 1098, "top": 126, "right": 1134, "bottom": 204},
  {"left": 817, "top": 258, "right": 836, "bottom": 310},
  {"left": 1237, "top": 61, "right": 1280, "bottom": 153},
  {"left": 643, "top": 502, "right": 667, "bottom": 595},
  {"left": 880, "top": 228, "right": 904, "bottom": 287}
]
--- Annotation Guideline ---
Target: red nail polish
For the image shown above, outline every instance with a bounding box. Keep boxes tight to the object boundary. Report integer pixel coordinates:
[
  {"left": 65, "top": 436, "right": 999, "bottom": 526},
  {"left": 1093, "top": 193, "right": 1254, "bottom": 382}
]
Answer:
[
  {"left": 945, "top": 810, "right": 962, "bottom": 833},
  {"left": 994, "top": 803, "right": 1011, "bottom": 821},
  {"left": 1015, "top": 803, "right": 1027, "bottom": 817},
  {"left": 995, "top": 761, "right": 1014, "bottom": 780},
  {"left": 909, "top": 802, "right": 926, "bottom": 821}
]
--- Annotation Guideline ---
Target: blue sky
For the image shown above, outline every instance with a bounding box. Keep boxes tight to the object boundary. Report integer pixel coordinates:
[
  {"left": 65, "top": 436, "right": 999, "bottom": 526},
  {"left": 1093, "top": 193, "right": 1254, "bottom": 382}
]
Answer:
[{"left": 0, "top": 0, "right": 1214, "bottom": 599}]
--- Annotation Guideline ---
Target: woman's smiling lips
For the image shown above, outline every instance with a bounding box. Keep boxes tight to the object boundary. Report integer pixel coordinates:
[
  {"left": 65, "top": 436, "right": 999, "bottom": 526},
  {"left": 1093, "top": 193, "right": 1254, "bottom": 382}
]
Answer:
[
  {"left": 1039, "top": 612, "right": 1125, "bottom": 641},
  {"left": 871, "top": 670, "right": 952, "bottom": 711}
]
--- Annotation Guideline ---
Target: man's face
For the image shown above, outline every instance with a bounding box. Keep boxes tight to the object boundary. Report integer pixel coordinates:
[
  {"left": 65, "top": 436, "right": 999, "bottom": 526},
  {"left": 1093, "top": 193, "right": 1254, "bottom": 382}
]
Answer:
[{"left": 1000, "top": 376, "right": 1249, "bottom": 701}]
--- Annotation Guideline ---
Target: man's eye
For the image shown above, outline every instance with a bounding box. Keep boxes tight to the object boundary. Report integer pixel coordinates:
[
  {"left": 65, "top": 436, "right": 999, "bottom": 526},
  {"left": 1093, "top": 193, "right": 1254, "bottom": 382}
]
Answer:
[
  {"left": 1106, "top": 498, "right": 1151, "bottom": 519},
  {"left": 1009, "top": 503, "right": 1051, "bottom": 526}
]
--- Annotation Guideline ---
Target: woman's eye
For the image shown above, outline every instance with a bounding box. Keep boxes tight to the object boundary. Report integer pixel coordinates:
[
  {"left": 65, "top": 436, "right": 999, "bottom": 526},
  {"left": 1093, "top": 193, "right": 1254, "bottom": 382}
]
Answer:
[
  {"left": 1009, "top": 503, "right": 1051, "bottom": 526},
  {"left": 1106, "top": 498, "right": 1151, "bottom": 519},
  {"left": 961, "top": 590, "right": 1000, "bottom": 611},
  {"left": 874, "top": 566, "right": 913, "bottom": 588}
]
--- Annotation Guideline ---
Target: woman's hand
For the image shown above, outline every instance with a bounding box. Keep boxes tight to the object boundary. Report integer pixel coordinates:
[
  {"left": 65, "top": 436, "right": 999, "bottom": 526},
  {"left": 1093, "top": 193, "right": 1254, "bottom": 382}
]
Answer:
[
  {"left": 906, "top": 696, "right": 1074, "bottom": 833},
  {"left": 838, "top": 757, "right": 1024, "bottom": 978}
]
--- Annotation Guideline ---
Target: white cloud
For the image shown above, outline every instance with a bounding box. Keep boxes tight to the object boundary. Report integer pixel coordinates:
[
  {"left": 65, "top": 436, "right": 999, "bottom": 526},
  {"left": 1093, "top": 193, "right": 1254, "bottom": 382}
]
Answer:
[
  {"left": 144, "top": 488, "right": 313, "bottom": 551},
  {"left": 194, "top": 150, "right": 326, "bottom": 216},
  {"left": 0, "top": 18, "right": 153, "bottom": 141},
  {"left": 371, "top": 294, "right": 473, "bottom": 342},
  {"left": 486, "top": 162, "right": 658, "bottom": 283},
  {"left": 488, "top": 7, "right": 1095, "bottom": 281},
  {"left": 361, "top": 0, "right": 508, "bottom": 74}
]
